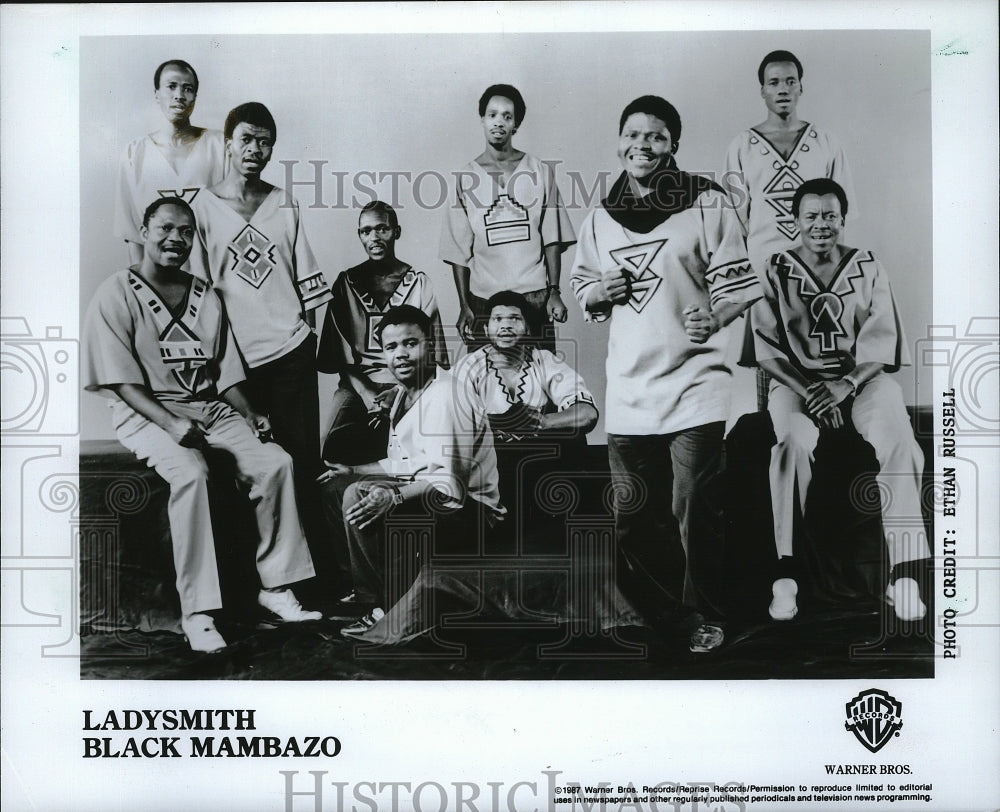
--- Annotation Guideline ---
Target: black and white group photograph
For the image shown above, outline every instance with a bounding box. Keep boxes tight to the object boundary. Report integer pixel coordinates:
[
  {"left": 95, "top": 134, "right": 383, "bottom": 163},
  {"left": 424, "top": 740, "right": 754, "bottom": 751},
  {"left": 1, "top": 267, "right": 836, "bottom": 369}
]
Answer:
[{"left": 76, "top": 27, "right": 936, "bottom": 680}]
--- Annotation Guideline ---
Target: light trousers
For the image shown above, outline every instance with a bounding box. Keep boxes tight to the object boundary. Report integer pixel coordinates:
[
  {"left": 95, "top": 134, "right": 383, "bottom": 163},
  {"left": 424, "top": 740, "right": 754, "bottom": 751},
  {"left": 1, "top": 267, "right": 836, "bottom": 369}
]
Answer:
[
  {"left": 767, "top": 374, "right": 931, "bottom": 567},
  {"left": 113, "top": 398, "right": 316, "bottom": 615}
]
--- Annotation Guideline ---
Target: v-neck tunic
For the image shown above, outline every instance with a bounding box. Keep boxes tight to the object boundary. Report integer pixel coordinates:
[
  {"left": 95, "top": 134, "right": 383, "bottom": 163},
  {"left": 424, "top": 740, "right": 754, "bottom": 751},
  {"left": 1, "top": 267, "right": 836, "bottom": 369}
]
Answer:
[
  {"left": 83, "top": 268, "right": 244, "bottom": 403},
  {"left": 724, "top": 124, "right": 856, "bottom": 272},
  {"left": 744, "top": 247, "right": 909, "bottom": 379},
  {"left": 317, "top": 263, "right": 448, "bottom": 384},
  {"left": 439, "top": 153, "right": 576, "bottom": 297},
  {"left": 453, "top": 345, "right": 594, "bottom": 414},
  {"left": 115, "top": 130, "right": 227, "bottom": 245}
]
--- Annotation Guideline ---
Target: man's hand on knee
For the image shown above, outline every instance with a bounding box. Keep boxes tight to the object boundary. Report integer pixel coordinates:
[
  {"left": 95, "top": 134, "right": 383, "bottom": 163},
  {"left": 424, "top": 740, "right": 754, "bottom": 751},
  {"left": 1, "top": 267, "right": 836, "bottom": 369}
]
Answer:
[
  {"left": 345, "top": 485, "right": 398, "bottom": 529},
  {"left": 805, "top": 379, "right": 851, "bottom": 419},
  {"left": 815, "top": 406, "right": 844, "bottom": 429},
  {"left": 168, "top": 416, "right": 208, "bottom": 448}
]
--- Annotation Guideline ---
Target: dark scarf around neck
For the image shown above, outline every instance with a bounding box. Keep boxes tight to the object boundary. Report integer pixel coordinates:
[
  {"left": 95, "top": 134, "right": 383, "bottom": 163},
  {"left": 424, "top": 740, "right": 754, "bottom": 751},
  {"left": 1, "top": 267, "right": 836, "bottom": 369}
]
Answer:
[{"left": 601, "top": 155, "right": 723, "bottom": 234}]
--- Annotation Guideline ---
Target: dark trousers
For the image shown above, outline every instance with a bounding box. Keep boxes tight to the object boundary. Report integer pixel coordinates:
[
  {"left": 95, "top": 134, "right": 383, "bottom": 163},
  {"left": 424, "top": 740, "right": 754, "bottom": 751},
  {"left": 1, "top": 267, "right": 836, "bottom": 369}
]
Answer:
[
  {"left": 607, "top": 422, "right": 726, "bottom": 625},
  {"left": 245, "top": 333, "right": 332, "bottom": 581},
  {"left": 337, "top": 479, "right": 485, "bottom": 608},
  {"left": 321, "top": 386, "right": 390, "bottom": 466}
]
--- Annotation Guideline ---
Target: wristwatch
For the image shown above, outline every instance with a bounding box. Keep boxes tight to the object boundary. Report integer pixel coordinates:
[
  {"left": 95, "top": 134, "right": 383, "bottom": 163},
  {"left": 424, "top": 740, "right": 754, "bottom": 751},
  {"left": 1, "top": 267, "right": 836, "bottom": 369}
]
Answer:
[
  {"left": 843, "top": 373, "right": 860, "bottom": 395},
  {"left": 547, "top": 284, "right": 561, "bottom": 293},
  {"left": 388, "top": 484, "right": 404, "bottom": 506}
]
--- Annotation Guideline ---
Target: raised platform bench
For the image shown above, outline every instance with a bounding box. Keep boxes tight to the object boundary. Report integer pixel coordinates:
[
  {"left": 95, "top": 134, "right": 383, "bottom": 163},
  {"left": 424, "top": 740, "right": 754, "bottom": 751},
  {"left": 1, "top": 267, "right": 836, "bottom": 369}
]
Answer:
[{"left": 79, "top": 407, "right": 934, "bottom": 633}]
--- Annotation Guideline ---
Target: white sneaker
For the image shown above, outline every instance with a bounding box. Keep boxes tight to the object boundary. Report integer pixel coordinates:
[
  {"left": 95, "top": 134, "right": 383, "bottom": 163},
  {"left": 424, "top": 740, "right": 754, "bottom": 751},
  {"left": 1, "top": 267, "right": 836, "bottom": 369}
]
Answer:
[
  {"left": 258, "top": 588, "right": 323, "bottom": 622},
  {"left": 886, "top": 577, "right": 926, "bottom": 621},
  {"left": 181, "top": 613, "right": 227, "bottom": 653},
  {"left": 769, "top": 578, "right": 799, "bottom": 621}
]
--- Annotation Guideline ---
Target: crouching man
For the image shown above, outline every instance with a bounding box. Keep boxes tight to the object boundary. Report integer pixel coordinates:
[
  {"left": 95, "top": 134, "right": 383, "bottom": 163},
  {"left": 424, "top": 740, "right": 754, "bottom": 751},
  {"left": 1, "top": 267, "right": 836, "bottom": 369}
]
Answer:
[
  {"left": 83, "top": 197, "right": 321, "bottom": 653},
  {"left": 743, "top": 178, "right": 931, "bottom": 622},
  {"left": 318, "top": 305, "right": 504, "bottom": 635}
]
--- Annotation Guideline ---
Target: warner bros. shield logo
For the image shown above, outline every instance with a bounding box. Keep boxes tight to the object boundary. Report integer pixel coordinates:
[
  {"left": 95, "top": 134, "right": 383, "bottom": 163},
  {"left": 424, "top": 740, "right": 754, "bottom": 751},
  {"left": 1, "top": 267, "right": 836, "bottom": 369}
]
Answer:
[{"left": 845, "top": 689, "right": 904, "bottom": 753}]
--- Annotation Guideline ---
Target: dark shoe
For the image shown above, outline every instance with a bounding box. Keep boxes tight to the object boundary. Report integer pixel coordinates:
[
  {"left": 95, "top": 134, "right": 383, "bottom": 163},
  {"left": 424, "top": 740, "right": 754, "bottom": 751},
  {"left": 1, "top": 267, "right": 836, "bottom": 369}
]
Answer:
[
  {"left": 340, "top": 607, "right": 385, "bottom": 638},
  {"left": 689, "top": 623, "right": 724, "bottom": 653}
]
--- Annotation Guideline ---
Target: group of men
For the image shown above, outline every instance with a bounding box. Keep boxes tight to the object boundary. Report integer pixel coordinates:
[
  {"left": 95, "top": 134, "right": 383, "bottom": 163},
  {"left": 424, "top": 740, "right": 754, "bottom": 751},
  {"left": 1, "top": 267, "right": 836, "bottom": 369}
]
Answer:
[{"left": 83, "top": 52, "right": 930, "bottom": 655}]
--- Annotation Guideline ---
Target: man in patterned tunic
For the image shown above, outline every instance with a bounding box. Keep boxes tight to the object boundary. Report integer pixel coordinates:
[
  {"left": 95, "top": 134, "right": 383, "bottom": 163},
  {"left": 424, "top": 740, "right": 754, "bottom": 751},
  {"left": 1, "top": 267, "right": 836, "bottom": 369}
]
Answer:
[
  {"left": 724, "top": 50, "right": 857, "bottom": 408},
  {"left": 318, "top": 201, "right": 449, "bottom": 468},
  {"left": 440, "top": 84, "right": 576, "bottom": 351},
  {"left": 188, "top": 102, "right": 333, "bottom": 577},
  {"left": 452, "top": 289, "right": 598, "bottom": 527},
  {"left": 571, "top": 96, "right": 762, "bottom": 653},
  {"left": 115, "top": 60, "right": 227, "bottom": 265},
  {"left": 742, "top": 178, "right": 930, "bottom": 622},
  {"left": 724, "top": 50, "right": 857, "bottom": 275},
  {"left": 83, "top": 198, "right": 321, "bottom": 653}
]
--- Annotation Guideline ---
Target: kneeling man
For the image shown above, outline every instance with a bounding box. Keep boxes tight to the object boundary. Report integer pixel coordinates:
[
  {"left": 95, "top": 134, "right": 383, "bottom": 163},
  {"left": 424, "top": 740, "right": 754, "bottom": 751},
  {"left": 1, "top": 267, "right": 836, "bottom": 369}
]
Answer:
[
  {"left": 319, "top": 305, "right": 504, "bottom": 634},
  {"left": 744, "top": 178, "right": 931, "bottom": 621}
]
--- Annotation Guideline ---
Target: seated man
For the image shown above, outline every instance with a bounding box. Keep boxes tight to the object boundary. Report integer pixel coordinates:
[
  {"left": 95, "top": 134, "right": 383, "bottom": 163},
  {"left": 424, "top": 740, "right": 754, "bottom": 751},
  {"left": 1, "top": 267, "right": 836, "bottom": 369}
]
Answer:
[
  {"left": 317, "top": 200, "right": 449, "bottom": 467},
  {"left": 453, "top": 290, "right": 598, "bottom": 520},
  {"left": 743, "top": 178, "right": 931, "bottom": 622},
  {"left": 317, "top": 305, "right": 503, "bottom": 634},
  {"left": 82, "top": 197, "right": 321, "bottom": 653}
]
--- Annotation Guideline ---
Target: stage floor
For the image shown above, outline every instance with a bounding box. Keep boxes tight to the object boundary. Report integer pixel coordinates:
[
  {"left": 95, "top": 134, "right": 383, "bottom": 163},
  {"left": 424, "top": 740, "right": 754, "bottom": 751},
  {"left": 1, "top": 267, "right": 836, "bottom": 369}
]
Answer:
[{"left": 80, "top": 604, "right": 933, "bottom": 681}]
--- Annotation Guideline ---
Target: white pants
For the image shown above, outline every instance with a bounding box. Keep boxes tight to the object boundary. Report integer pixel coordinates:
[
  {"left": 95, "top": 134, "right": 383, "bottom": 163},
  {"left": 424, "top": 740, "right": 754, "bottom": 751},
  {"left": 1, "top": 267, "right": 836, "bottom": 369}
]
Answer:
[
  {"left": 112, "top": 399, "right": 316, "bottom": 615},
  {"left": 767, "top": 374, "right": 931, "bottom": 567}
]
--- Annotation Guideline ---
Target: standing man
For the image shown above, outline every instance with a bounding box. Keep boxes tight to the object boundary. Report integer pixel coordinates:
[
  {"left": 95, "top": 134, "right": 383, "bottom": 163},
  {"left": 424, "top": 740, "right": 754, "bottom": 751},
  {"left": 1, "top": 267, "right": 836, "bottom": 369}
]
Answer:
[
  {"left": 724, "top": 50, "right": 857, "bottom": 408},
  {"left": 188, "top": 102, "right": 333, "bottom": 575},
  {"left": 83, "top": 197, "right": 321, "bottom": 653},
  {"left": 115, "top": 60, "right": 227, "bottom": 265},
  {"left": 571, "top": 96, "right": 762, "bottom": 653},
  {"left": 441, "top": 84, "right": 576, "bottom": 351},
  {"left": 725, "top": 50, "right": 857, "bottom": 273},
  {"left": 318, "top": 306, "right": 503, "bottom": 635},
  {"left": 742, "top": 179, "right": 930, "bottom": 622}
]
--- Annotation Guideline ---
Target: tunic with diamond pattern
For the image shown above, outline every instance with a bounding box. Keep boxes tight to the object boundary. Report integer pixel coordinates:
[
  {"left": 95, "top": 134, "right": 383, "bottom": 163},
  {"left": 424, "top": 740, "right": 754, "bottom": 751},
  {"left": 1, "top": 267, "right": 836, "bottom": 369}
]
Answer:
[{"left": 188, "top": 186, "right": 332, "bottom": 367}]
